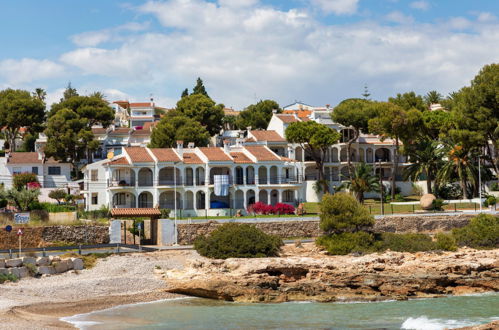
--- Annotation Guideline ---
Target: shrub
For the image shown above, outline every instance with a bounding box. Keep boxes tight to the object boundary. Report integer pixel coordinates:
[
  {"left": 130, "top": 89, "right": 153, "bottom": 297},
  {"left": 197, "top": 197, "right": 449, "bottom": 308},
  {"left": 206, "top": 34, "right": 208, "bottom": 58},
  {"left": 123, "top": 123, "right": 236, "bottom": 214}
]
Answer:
[
  {"left": 484, "top": 196, "right": 497, "bottom": 207},
  {"left": 248, "top": 202, "right": 272, "bottom": 215},
  {"left": 452, "top": 214, "right": 499, "bottom": 248},
  {"left": 0, "top": 273, "right": 18, "bottom": 284},
  {"left": 319, "top": 193, "right": 374, "bottom": 234},
  {"left": 316, "top": 232, "right": 377, "bottom": 255},
  {"left": 78, "top": 205, "right": 110, "bottom": 220},
  {"left": 432, "top": 198, "right": 446, "bottom": 211},
  {"left": 435, "top": 183, "right": 462, "bottom": 199},
  {"left": 48, "top": 189, "right": 67, "bottom": 204},
  {"left": 490, "top": 182, "right": 499, "bottom": 191},
  {"left": 13, "top": 172, "right": 39, "bottom": 190},
  {"left": 394, "top": 193, "right": 405, "bottom": 202},
  {"left": 160, "top": 208, "right": 171, "bottom": 219},
  {"left": 0, "top": 199, "right": 7, "bottom": 208},
  {"left": 435, "top": 233, "right": 457, "bottom": 251},
  {"left": 29, "top": 201, "right": 75, "bottom": 212},
  {"left": 194, "top": 223, "right": 283, "bottom": 259},
  {"left": 379, "top": 233, "right": 436, "bottom": 252},
  {"left": 273, "top": 203, "right": 295, "bottom": 215}
]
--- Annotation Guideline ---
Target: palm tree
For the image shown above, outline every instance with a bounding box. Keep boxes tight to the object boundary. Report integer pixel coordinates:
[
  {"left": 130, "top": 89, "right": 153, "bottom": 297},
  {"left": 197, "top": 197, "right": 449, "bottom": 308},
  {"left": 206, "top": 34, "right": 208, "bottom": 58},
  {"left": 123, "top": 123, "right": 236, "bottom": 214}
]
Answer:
[
  {"left": 424, "top": 90, "right": 443, "bottom": 107},
  {"left": 403, "top": 139, "right": 443, "bottom": 194},
  {"left": 32, "top": 88, "right": 46, "bottom": 101},
  {"left": 343, "top": 162, "right": 379, "bottom": 203},
  {"left": 437, "top": 143, "right": 478, "bottom": 199}
]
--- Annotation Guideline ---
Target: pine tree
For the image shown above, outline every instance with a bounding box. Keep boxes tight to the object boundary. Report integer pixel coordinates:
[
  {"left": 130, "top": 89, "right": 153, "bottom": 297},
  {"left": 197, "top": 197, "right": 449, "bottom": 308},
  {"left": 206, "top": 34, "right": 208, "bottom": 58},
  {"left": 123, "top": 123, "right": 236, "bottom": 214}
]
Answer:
[
  {"left": 192, "top": 77, "right": 208, "bottom": 97},
  {"left": 181, "top": 88, "right": 189, "bottom": 98},
  {"left": 61, "top": 82, "right": 79, "bottom": 101},
  {"left": 362, "top": 84, "right": 371, "bottom": 99}
]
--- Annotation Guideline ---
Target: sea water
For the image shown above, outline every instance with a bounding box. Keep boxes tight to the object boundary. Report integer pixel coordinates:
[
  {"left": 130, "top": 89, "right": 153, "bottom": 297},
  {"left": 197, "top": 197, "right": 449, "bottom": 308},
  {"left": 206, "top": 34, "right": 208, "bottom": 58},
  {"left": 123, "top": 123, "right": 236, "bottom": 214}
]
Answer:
[{"left": 62, "top": 293, "right": 499, "bottom": 330}]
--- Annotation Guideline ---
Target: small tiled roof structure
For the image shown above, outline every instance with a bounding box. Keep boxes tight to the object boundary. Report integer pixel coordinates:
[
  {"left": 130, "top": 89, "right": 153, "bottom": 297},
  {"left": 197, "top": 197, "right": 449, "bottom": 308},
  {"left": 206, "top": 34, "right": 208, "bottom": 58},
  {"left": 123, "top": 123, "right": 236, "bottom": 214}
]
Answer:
[
  {"left": 275, "top": 114, "right": 301, "bottom": 123},
  {"left": 183, "top": 152, "right": 204, "bottom": 164},
  {"left": 125, "top": 147, "right": 154, "bottom": 163},
  {"left": 249, "top": 130, "right": 286, "bottom": 142},
  {"left": 91, "top": 127, "right": 107, "bottom": 135},
  {"left": 108, "top": 127, "right": 131, "bottom": 135},
  {"left": 130, "top": 102, "right": 153, "bottom": 107},
  {"left": 7, "top": 152, "right": 62, "bottom": 164},
  {"left": 283, "top": 110, "right": 312, "bottom": 119},
  {"left": 149, "top": 148, "right": 182, "bottom": 162},
  {"left": 111, "top": 208, "right": 161, "bottom": 217},
  {"left": 230, "top": 152, "right": 254, "bottom": 163},
  {"left": 244, "top": 146, "right": 280, "bottom": 161},
  {"left": 199, "top": 147, "right": 232, "bottom": 162},
  {"left": 109, "top": 157, "right": 129, "bottom": 165}
]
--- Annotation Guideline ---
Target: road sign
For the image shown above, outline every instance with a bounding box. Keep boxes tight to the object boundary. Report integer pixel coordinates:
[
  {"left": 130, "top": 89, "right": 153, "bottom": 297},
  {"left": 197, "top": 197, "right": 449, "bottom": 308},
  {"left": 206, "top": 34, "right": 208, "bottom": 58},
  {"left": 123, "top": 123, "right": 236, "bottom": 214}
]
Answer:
[
  {"left": 14, "top": 212, "right": 30, "bottom": 224},
  {"left": 5, "top": 225, "right": 12, "bottom": 233},
  {"left": 17, "top": 228, "right": 23, "bottom": 236}
]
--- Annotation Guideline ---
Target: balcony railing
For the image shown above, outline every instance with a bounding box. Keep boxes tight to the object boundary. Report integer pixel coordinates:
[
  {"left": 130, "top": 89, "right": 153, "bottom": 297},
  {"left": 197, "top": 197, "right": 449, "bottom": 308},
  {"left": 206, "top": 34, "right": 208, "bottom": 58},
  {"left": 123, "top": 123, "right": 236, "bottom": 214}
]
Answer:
[
  {"left": 158, "top": 179, "right": 183, "bottom": 186},
  {"left": 259, "top": 176, "right": 301, "bottom": 184},
  {"left": 108, "top": 180, "right": 135, "bottom": 187}
]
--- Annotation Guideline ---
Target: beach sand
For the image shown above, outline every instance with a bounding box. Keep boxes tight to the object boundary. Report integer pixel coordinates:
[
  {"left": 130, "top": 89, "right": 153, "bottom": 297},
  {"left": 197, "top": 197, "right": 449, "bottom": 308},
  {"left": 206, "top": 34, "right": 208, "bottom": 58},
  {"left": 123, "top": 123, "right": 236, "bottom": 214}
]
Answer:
[{"left": 0, "top": 250, "right": 194, "bottom": 329}]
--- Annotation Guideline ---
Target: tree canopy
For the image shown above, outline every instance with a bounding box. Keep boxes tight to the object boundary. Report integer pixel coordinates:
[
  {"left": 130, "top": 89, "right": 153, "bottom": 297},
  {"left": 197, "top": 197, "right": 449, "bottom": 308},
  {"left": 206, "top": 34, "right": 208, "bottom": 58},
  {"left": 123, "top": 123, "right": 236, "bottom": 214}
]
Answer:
[
  {"left": 176, "top": 93, "right": 225, "bottom": 136},
  {"left": 0, "top": 89, "right": 46, "bottom": 151},
  {"left": 149, "top": 110, "right": 210, "bottom": 148},
  {"left": 388, "top": 91, "right": 426, "bottom": 112},
  {"left": 235, "top": 99, "right": 281, "bottom": 130},
  {"left": 192, "top": 77, "right": 209, "bottom": 97}
]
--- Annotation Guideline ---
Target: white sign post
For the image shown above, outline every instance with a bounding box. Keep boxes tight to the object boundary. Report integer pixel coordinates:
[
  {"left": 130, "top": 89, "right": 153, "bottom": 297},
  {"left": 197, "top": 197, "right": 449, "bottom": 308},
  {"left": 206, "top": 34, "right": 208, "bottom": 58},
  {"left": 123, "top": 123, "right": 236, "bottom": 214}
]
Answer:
[
  {"left": 17, "top": 228, "right": 23, "bottom": 257},
  {"left": 14, "top": 213, "right": 30, "bottom": 224}
]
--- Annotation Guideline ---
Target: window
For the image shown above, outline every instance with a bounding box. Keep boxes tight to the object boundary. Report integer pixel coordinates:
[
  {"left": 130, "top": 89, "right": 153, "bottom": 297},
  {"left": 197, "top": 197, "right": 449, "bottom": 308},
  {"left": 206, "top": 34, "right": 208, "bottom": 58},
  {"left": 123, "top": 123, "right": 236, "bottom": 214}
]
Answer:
[
  {"left": 13, "top": 167, "right": 22, "bottom": 175},
  {"left": 48, "top": 167, "right": 61, "bottom": 175},
  {"left": 91, "top": 193, "right": 98, "bottom": 205},
  {"left": 32, "top": 167, "right": 38, "bottom": 175},
  {"left": 91, "top": 170, "right": 98, "bottom": 182}
]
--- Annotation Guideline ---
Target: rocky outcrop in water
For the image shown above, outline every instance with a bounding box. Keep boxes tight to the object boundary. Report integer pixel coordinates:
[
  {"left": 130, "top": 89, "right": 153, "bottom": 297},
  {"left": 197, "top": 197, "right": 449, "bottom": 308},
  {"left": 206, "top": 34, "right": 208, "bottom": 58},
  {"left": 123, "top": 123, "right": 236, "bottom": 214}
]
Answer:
[{"left": 164, "top": 247, "right": 499, "bottom": 303}]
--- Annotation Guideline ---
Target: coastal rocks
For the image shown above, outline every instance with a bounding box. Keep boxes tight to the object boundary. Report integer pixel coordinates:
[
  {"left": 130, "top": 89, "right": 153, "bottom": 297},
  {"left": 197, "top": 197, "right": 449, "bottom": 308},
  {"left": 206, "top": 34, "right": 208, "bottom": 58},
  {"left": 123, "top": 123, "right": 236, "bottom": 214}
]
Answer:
[
  {"left": 164, "top": 248, "right": 499, "bottom": 303},
  {"left": 0, "top": 256, "right": 84, "bottom": 280}
]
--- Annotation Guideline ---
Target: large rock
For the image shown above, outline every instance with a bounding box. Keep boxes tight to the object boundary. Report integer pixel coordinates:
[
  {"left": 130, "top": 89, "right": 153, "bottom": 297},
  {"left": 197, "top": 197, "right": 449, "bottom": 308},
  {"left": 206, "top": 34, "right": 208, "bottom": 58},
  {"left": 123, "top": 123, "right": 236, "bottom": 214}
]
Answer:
[
  {"left": 37, "top": 266, "right": 56, "bottom": 275},
  {"left": 0, "top": 268, "right": 9, "bottom": 275},
  {"left": 17, "top": 266, "right": 29, "bottom": 278},
  {"left": 36, "top": 257, "right": 49, "bottom": 266},
  {"left": 420, "top": 194, "right": 436, "bottom": 210},
  {"left": 5, "top": 258, "right": 23, "bottom": 268},
  {"left": 53, "top": 260, "right": 69, "bottom": 273},
  {"left": 22, "top": 257, "right": 36, "bottom": 265},
  {"left": 165, "top": 249, "right": 499, "bottom": 303},
  {"left": 0, "top": 259, "right": 4, "bottom": 268},
  {"left": 71, "top": 258, "right": 84, "bottom": 270}
]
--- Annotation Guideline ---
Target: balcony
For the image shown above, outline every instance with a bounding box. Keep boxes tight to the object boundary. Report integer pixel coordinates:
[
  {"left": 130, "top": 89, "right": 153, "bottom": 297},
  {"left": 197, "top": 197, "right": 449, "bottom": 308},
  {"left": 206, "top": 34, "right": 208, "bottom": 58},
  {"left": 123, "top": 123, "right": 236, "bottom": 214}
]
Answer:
[{"left": 109, "top": 179, "right": 135, "bottom": 187}]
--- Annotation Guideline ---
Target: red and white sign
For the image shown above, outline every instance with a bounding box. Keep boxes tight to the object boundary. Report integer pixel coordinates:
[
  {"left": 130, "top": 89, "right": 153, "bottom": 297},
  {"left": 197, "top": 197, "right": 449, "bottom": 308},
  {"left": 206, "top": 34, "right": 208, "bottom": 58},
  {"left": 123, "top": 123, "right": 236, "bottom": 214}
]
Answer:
[{"left": 17, "top": 228, "right": 23, "bottom": 236}]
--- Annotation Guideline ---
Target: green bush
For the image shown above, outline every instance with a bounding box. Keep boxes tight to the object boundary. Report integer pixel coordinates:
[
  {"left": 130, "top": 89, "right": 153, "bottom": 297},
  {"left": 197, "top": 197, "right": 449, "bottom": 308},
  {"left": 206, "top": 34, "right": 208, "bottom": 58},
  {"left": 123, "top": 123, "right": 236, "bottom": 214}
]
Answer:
[
  {"left": 0, "top": 199, "right": 7, "bottom": 208},
  {"left": 78, "top": 205, "right": 110, "bottom": 220},
  {"left": 319, "top": 193, "right": 375, "bottom": 234},
  {"left": 452, "top": 214, "right": 499, "bottom": 248},
  {"left": 160, "top": 208, "right": 171, "bottom": 219},
  {"left": 194, "top": 223, "right": 283, "bottom": 259},
  {"left": 48, "top": 189, "right": 67, "bottom": 204},
  {"left": 379, "top": 233, "right": 436, "bottom": 252},
  {"left": 29, "top": 201, "right": 75, "bottom": 212},
  {"left": 490, "top": 182, "right": 499, "bottom": 191},
  {"left": 316, "top": 232, "right": 377, "bottom": 255},
  {"left": 484, "top": 196, "right": 497, "bottom": 207},
  {"left": 432, "top": 198, "right": 446, "bottom": 211},
  {"left": 0, "top": 273, "right": 18, "bottom": 284},
  {"left": 435, "top": 233, "right": 458, "bottom": 251}
]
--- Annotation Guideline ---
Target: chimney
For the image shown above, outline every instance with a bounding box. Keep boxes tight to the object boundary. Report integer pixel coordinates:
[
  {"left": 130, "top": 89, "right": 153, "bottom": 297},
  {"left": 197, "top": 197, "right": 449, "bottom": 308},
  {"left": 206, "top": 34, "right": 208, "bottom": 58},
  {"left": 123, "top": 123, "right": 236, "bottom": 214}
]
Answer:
[
  {"left": 150, "top": 95, "right": 154, "bottom": 107},
  {"left": 287, "top": 146, "right": 295, "bottom": 159},
  {"left": 176, "top": 140, "right": 184, "bottom": 158},
  {"left": 223, "top": 139, "right": 230, "bottom": 153},
  {"left": 37, "top": 149, "right": 45, "bottom": 161},
  {"left": 326, "top": 104, "right": 330, "bottom": 109},
  {"left": 188, "top": 142, "right": 195, "bottom": 149}
]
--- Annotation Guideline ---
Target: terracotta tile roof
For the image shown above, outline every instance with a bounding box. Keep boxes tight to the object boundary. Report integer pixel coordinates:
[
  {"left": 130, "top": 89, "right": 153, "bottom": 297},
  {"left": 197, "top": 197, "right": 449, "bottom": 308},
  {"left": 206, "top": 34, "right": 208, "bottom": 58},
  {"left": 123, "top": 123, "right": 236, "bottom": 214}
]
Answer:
[
  {"left": 280, "top": 156, "right": 295, "bottom": 162},
  {"left": 108, "top": 128, "right": 131, "bottom": 135},
  {"left": 223, "top": 108, "right": 240, "bottom": 116},
  {"left": 111, "top": 208, "right": 161, "bottom": 217},
  {"left": 283, "top": 110, "right": 312, "bottom": 118},
  {"left": 124, "top": 147, "right": 154, "bottom": 163},
  {"left": 301, "top": 117, "right": 311, "bottom": 122},
  {"left": 91, "top": 127, "right": 107, "bottom": 135},
  {"left": 198, "top": 147, "right": 232, "bottom": 162},
  {"left": 131, "top": 128, "right": 152, "bottom": 136},
  {"left": 230, "top": 152, "right": 254, "bottom": 164},
  {"left": 130, "top": 102, "right": 153, "bottom": 107},
  {"left": 245, "top": 137, "right": 256, "bottom": 143},
  {"left": 149, "top": 148, "right": 181, "bottom": 162},
  {"left": 7, "top": 152, "right": 62, "bottom": 164},
  {"left": 249, "top": 130, "right": 286, "bottom": 142},
  {"left": 183, "top": 152, "right": 204, "bottom": 164},
  {"left": 109, "top": 157, "right": 129, "bottom": 165},
  {"left": 276, "top": 114, "right": 300, "bottom": 123},
  {"left": 244, "top": 146, "right": 280, "bottom": 161}
]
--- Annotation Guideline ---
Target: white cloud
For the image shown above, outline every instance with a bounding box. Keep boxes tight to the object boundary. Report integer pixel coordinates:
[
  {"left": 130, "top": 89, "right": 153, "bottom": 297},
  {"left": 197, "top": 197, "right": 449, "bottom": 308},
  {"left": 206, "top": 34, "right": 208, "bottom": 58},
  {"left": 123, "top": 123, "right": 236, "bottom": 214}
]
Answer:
[
  {"left": 447, "top": 17, "right": 471, "bottom": 30},
  {"left": 410, "top": 1, "right": 429, "bottom": 11},
  {"left": 476, "top": 12, "right": 496, "bottom": 23},
  {"left": 310, "top": 0, "right": 359, "bottom": 15},
  {"left": 0, "top": 58, "right": 65, "bottom": 85},
  {"left": 7, "top": 0, "right": 498, "bottom": 110},
  {"left": 385, "top": 11, "right": 414, "bottom": 24},
  {"left": 218, "top": 0, "right": 258, "bottom": 8},
  {"left": 70, "top": 22, "right": 150, "bottom": 47}
]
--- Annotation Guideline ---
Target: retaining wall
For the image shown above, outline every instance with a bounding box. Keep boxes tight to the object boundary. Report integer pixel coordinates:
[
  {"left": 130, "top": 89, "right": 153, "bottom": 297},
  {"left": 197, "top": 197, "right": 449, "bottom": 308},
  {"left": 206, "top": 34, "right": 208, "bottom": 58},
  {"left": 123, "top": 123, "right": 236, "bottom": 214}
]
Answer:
[
  {"left": 0, "top": 225, "right": 109, "bottom": 249},
  {"left": 177, "top": 214, "right": 479, "bottom": 245}
]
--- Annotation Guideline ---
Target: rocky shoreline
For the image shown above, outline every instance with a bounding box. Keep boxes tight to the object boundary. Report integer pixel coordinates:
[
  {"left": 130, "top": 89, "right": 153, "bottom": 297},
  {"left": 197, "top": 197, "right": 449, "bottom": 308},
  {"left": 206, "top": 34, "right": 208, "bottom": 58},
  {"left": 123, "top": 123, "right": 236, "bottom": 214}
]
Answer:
[{"left": 163, "top": 244, "right": 499, "bottom": 303}]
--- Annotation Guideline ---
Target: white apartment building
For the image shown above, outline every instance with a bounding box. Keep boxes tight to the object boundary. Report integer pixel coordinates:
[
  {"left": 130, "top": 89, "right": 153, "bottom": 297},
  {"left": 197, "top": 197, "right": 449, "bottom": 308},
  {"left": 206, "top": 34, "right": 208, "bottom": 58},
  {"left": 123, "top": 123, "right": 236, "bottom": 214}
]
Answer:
[{"left": 82, "top": 143, "right": 302, "bottom": 216}]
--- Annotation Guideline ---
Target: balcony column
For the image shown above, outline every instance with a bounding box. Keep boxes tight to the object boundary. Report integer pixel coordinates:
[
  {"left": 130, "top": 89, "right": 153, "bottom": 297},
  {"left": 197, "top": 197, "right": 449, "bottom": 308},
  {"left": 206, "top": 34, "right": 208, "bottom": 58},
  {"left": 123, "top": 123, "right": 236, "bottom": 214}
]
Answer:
[
  {"left": 134, "top": 168, "right": 138, "bottom": 189},
  {"left": 153, "top": 189, "right": 158, "bottom": 208},
  {"left": 255, "top": 188, "right": 260, "bottom": 202},
  {"left": 277, "top": 166, "right": 282, "bottom": 184},
  {"left": 278, "top": 189, "right": 283, "bottom": 203},
  {"left": 194, "top": 167, "right": 198, "bottom": 186},
  {"left": 243, "top": 166, "right": 247, "bottom": 186},
  {"left": 205, "top": 164, "right": 210, "bottom": 186},
  {"left": 204, "top": 188, "right": 210, "bottom": 210},
  {"left": 267, "top": 167, "right": 270, "bottom": 184},
  {"left": 242, "top": 189, "right": 247, "bottom": 210},
  {"left": 154, "top": 165, "right": 159, "bottom": 187}
]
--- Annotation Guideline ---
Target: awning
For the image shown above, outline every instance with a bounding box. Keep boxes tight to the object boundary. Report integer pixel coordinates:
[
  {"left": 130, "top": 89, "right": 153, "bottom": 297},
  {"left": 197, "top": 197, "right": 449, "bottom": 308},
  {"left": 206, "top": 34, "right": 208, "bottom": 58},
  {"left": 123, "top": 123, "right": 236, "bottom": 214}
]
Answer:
[{"left": 111, "top": 208, "right": 161, "bottom": 217}]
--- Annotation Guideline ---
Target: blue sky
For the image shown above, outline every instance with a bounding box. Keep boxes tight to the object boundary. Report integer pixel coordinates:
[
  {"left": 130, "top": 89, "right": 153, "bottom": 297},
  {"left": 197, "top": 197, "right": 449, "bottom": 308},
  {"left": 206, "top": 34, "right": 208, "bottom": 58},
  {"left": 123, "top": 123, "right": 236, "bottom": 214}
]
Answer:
[{"left": 0, "top": 0, "right": 498, "bottom": 109}]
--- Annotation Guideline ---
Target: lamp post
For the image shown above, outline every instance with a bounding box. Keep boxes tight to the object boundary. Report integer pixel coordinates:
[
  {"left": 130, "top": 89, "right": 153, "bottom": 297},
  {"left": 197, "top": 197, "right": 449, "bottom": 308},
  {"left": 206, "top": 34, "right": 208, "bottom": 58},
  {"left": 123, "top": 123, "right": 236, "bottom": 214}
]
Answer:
[{"left": 173, "top": 161, "right": 180, "bottom": 245}]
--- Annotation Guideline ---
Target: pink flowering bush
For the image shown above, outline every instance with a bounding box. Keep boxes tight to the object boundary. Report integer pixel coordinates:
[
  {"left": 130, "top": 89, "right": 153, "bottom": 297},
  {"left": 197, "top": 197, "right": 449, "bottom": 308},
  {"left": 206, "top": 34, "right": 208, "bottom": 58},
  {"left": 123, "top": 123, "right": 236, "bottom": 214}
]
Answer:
[
  {"left": 247, "top": 202, "right": 295, "bottom": 215},
  {"left": 273, "top": 203, "right": 295, "bottom": 215}
]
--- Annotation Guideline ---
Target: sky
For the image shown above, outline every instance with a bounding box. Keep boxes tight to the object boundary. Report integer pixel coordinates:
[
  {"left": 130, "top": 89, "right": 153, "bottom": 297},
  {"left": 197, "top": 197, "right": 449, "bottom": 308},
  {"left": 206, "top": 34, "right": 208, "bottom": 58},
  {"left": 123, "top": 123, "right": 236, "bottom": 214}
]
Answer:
[{"left": 0, "top": 0, "right": 498, "bottom": 110}]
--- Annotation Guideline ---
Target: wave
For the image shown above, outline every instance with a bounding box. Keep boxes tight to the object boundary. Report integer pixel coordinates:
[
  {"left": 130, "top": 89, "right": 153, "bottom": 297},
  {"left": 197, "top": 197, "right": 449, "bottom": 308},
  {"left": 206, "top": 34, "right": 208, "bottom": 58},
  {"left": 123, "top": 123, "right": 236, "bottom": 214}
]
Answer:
[
  {"left": 60, "top": 296, "right": 193, "bottom": 329},
  {"left": 401, "top": 316, "right": 482, "bottom": 330}
]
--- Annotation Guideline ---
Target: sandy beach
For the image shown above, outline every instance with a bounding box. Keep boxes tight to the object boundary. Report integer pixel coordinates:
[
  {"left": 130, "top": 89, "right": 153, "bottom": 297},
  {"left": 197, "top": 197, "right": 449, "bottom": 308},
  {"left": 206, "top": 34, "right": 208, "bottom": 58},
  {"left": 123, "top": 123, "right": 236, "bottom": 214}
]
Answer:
[{"left": 0, "top": 250, "right": 194, "bottom": 329}]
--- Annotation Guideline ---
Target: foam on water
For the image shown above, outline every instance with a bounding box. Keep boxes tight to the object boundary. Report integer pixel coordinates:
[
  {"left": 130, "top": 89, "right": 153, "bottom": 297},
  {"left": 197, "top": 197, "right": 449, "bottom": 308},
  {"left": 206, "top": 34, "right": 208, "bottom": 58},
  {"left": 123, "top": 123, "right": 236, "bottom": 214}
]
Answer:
[{"left": 401, "top": 316, "right": 481, "bottom": 330}]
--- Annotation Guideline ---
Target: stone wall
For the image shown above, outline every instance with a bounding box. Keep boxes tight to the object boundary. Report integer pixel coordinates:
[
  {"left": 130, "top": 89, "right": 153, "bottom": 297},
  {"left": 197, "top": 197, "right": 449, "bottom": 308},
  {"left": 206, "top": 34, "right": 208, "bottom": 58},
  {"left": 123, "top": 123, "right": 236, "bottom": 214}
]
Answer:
[
  {"left": 0, "top": 256, "right": 84, "bottom": 279},
  {"left": 177, "top": 214, "right": 480, "bottom": 245},
  {"left": 0, "top": 225, "right": 109, "bottom": 249}
]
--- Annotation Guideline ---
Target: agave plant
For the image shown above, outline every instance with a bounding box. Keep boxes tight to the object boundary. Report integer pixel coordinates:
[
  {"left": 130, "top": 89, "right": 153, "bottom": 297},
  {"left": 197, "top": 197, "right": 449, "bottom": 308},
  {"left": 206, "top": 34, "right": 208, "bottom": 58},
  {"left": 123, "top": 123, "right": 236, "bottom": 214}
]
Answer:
[{"left": 342, "top": 162, "right": 380, "bottom": 203}]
